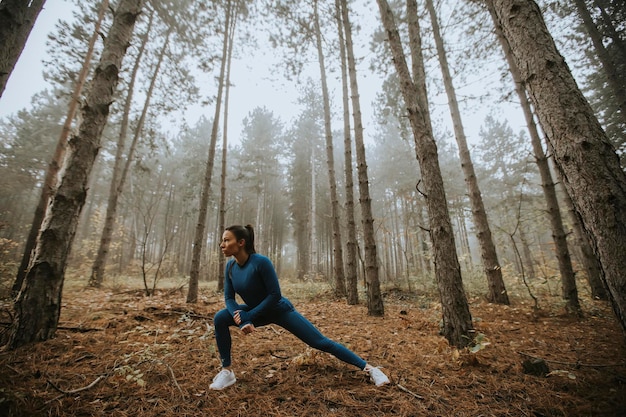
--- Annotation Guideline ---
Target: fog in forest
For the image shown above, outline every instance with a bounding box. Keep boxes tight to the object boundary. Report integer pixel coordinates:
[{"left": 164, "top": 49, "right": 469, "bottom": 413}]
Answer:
[{"left": 1, "top": 0, "right": 624, "bottom": 303}]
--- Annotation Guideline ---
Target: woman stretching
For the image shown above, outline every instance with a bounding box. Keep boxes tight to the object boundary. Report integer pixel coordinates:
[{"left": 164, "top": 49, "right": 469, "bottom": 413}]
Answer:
[{"left": 209, "top": 224, "right": 390, "bottom": 390}]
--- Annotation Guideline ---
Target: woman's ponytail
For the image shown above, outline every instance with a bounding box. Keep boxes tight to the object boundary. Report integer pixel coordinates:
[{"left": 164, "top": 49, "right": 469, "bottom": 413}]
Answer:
[{"left": 244, "top": 224, "right": 256, "bottom": 253}]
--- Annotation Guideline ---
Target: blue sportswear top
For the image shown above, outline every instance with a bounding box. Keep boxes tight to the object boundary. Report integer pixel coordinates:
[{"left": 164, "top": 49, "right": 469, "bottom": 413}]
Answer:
[{"left": 223, "top": 253, "right": 293, "bottom": 327}]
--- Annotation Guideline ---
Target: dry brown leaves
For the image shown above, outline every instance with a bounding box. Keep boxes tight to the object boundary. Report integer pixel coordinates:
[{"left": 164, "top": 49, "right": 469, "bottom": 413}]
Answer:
[{"left": 0, "top": 283, "right": 625, "bottom": 417}]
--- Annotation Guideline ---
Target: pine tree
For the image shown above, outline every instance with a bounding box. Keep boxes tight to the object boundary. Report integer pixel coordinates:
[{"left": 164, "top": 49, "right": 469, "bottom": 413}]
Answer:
[
  {"left": 488, "top": 0, "right": 626, "bottom": 332},
  {"left": 8, "top": 0, "right": 146, "bottom": 349}
]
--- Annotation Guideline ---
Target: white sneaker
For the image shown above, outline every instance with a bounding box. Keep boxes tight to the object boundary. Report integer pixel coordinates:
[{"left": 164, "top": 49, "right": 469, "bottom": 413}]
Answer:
[
  {"left": 366, "top": 366, "right": 390, "bottom": 387},
  {"left": 209, "top": 369, "right": 236, "bottom": 390}
]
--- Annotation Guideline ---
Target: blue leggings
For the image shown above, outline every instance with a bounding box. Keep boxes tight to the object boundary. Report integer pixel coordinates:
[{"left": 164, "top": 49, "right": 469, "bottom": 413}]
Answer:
[{"left": 213, "top": 307, "right": 367, "bottom": 370}]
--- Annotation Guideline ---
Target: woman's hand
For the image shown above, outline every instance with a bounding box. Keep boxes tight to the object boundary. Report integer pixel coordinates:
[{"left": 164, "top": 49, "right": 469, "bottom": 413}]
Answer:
[
  {"left": 240, "top": 323, "right": 255, "bottom": 335},
  {"left": 234, "top": 311, "right": 255, "bottom": 334}
]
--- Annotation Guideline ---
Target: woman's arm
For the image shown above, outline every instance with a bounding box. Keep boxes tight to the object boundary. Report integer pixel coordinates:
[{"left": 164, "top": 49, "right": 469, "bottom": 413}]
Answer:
[
  {"left": 236, "top": 257, "right": 281, "bottom": 324},
  {"left": 223, "top": 260, "right": 241, "bottom": 315}
]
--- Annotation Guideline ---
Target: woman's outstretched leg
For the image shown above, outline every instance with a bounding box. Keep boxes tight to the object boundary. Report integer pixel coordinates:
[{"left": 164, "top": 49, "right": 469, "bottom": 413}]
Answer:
[
  {"left": 272, "top": 308, "right": 389, "bottom": 385},
  {"left": 273, "top": 309, "right": 366, "bottom": 369}
]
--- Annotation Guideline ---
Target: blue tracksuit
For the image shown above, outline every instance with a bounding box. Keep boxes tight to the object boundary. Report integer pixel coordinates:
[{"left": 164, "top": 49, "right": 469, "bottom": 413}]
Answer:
[{"left": 213, "top": 253, "right": 367, "bottom": 370}]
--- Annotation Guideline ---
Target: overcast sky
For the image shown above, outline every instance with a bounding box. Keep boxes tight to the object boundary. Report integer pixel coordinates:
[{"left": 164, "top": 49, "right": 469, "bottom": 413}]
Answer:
[
  {"left": 0, "top": 2, "right": 521, "bottom": 149},
  {"left": 0, "top": 1, "right": 383, "bottom": 144}
]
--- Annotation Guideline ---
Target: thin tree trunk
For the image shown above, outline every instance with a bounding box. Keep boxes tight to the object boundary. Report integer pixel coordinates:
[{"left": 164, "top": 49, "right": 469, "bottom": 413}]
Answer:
[
  {"left": 217, "top": 5, "right": 238, "bottom": 292},
  {"left": 426, "top": 0, "right": 509, "bottom": 305},
  {"left": 489, "top": 0, "right": 626, "bottom": 332},
  {"left": 376, "top": 0, "right": 473, "bottom": 347},
  {"left": 89, "top": 9, "right": 158, "bottom": 287},
  {"left": 517, "top": 222, "right": 535, "bottom": 280},
  {"left": 406, "top": 0, "right": 431, "bottom": 127},
  {"left": 310, "top": 145, "right": 317, "bottom": 276},
  {"left": 536, "top": 147, "right": 582, "bottom": 314},
  {"left": 560, "top": 176, "right": 607, "bottom": 300},
  {"left": 487, "top": 1, "right": 580, "bottom": 314},
  {"left": 313, "top": 0, "right": 346, "bottom": 298},
  {"left": 187, "top": 0, "right": 232, "bottom": 303},
  {"left": 336, "top": 0, "right": 358, "bottom": 305},
  {"left": 342, "top": 0, "right": 384, "bottom": 316},
  {"left": 13, "top": 0, "right": 109, "bottom": 296},
  {"left": 8, "top": 0, "right": 145, "bottom": 349},
  {"left": 416, "top": 202, "right": 431, "bottom": 275},
  {"left": 0, "top": 0, "right": 46, "bottom": 97},
  {"left": 573, "top": 0, "right": 626, "bottom": 124}
]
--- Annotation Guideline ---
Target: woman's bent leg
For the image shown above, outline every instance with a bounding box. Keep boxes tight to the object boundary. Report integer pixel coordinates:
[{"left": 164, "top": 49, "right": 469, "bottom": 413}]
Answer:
[
  {"left": 274, "top": 309, "right": 367, "bottom": 370},
  {"left": 214, "top": 308, "right": 236, "bottom": 368}
]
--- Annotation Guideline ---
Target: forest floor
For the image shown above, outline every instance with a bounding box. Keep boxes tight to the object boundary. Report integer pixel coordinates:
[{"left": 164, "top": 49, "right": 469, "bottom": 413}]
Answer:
[{"left": 0, "top": 277, "right": 625, "bottom": 417}]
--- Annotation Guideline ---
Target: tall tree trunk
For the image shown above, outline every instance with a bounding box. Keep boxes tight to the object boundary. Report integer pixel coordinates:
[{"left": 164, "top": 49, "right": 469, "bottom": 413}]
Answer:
[
  {"left": 376, "top": 0, "right": 473, "bottom": 347},
  {"left": 217, "top": 4, "right": 238, "bottom": 292},
  {"left": 313, "top": 0, "right": 346, "bottom": 298},
  {"left": 341, "top": 0, "right": 384, "bottom": 316},
  {"left": 517, "top": 220, "right": 535, "bottom": 280},
  {"left": 426, "top": 0, "right": 509, "bottom": 305},
  {"left": 8, "top": 0, "right": 145, "bottom": 349},
  {"left": 416, "top": 202, "right": 432, "bottom": 275},
  {"left": 13, "top": 0, "right": 109, "bottom": 296},
  {"left": 406, "top": 0, "right": 431, "bottom": 127},
  {"left": 560, "top": 178, "right": 608, "bottom": 300},
  {"left": 487, "top": 1, "right": 580, "bottom": 315},
  {"left": 336, "top": 0, "right": 358, "bottom": 305},
  {"left": 187, "top": 0, "right": 232, "bottom": 303},
  {"left": 89, "top": 9, "right": 158, "bottom": 287},
  {"left": 489, "top": 0, "right": 626, "bottom": 332},
  {"left": 573, "top": 0, "right": 626, "bottom": 124},
  {"left": 534, "top": 145, "right": 582, "bottom": 314},
  {"left": 310, "top": 146, "right": 318, "bottom": 276},
  {"left": 0, "top": 0, "right": 46, "bottom": 97}
]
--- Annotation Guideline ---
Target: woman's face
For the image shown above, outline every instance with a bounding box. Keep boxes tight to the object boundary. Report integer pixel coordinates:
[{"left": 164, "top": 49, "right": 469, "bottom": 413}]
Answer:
[{"left": 220, "top": 230, "right": 244, "bottom": 257}]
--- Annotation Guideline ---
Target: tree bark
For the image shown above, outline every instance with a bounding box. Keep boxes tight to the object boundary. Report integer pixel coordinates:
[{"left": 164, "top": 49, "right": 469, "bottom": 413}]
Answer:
[
  {"left": 336, "top": 0, "right": 359, "bottom": 305},
  {"left": 426, "top": 0, "right": 509, "bottom": 305},
  {"left": 0, "top": 0, "right": 46, "bottom": 97},
  {"left": 217, "top": 5, "right": 238, "bottom": 292},
  {"left": 487, "top": 1, "right": 580, "bottom": 314},
  {"left": 310, "top": 145, "right": 318, "bottom": 276},
  {"left": 560, "top": 178, "right": 608, "bottom": 300},
  {"left": 8, "top": 0, "right": 145, "bottom": 349},
  {"left": 342, "top": 0, "right": 384, "bottom": 316},
  {"left": 187, "top": 0, "right": 232, "bottom": 303},
  {"left": 313, "top": 0, "right": 346, "bottom": 298},
  {"left": 89, "top": 8, "right": 156, "bottom": 287},
  {"left": 13, "top": 0, "right": 108, "bottom": 296},
  {"left": 489, "top": 0, "right": 626, "bottom": 332},
  {"left": 376, "top": 0, "right": 473, "bottom": 347}
]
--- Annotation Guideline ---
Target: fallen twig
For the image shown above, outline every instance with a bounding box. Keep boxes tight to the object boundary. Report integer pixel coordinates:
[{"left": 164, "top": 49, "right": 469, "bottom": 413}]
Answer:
[
  {"left": 139, "top": 358, "right": 185, "bottom": 398},
  {"left": 165, "top": 283, "right": 188, "bottom": 296},
  {"left": 162, "top": 360, "right": 185, "bottom": 397},
  {"left": 267, "top": 325, "right": 282, "bottom": 335},
  {"left": 397, "top": 383, "right": 424, "bottom": 400},
  {"left": 57, "top": 325, "right": 104, "bottom": 333},
  {"left": 47, "top": 374, "right": 108, "bottom": 395},
  {"left": 144, "top": 307, "right": 213, "bottom": 320},
  {"left": 270, "top": 349, "right": 291, "bottom": 360}
]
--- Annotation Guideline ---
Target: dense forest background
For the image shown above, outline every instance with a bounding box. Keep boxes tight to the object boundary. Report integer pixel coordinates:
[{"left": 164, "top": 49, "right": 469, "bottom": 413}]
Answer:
[{"left": 1, "top": 0, "right": 625, "bottom": 338}]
